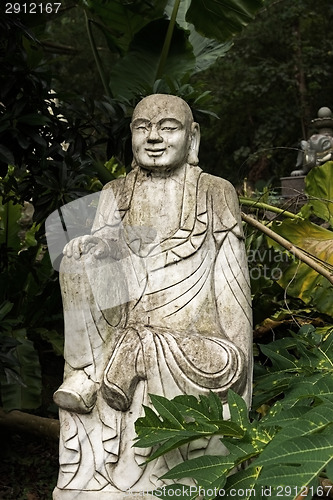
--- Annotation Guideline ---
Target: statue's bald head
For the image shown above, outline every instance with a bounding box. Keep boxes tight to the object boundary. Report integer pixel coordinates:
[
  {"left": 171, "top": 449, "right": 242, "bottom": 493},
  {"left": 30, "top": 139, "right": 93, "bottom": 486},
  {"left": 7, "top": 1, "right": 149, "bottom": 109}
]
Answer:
[
  {"left": 131, "top": 94, "right": 195, "bottom": 130},
  {"left": 130, "top": 94, "right": 200, "bottom": 171}
]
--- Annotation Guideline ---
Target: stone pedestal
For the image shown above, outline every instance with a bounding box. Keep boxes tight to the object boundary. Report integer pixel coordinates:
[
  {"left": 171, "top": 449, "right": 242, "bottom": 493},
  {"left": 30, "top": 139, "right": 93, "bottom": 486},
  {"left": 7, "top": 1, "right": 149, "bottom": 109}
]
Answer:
[{"left": 280, "top": 175, "right": 305, "bottom": 197}]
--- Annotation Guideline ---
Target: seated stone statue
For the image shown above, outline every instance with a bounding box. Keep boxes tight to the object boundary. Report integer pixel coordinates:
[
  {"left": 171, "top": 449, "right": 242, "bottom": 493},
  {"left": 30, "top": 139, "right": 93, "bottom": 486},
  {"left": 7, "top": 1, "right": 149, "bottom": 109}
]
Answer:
[{"left": 52, "top": 94, "right": 253, "bottom": 499}]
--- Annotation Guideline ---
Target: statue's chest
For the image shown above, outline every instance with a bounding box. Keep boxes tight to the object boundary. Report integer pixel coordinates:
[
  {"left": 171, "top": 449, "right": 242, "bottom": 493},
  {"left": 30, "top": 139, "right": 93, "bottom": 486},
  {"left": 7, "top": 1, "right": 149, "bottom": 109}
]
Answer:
[{"left": 126, "top": 180, "right": 184, "bottom": 240}]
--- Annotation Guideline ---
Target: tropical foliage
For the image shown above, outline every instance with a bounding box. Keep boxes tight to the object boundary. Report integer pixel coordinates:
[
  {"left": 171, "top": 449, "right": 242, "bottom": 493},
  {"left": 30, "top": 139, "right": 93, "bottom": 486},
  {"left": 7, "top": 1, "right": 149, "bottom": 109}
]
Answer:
[
  {"left": 135, "top": 323, "right": 333, "bottom": 500},
  {"left": 1, "top": 0, "right": 333, "bottom": 497},
  {"left": 134, "top": 163, "right": 333, "bottom": 500}
]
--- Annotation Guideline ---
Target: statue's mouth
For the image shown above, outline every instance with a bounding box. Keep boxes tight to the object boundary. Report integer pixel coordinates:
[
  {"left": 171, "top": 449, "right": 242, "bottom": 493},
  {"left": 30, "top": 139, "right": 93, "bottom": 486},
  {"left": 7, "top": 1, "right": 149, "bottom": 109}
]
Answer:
[{"left": 145, "top": 148, "right": 166, "bottom": 157}]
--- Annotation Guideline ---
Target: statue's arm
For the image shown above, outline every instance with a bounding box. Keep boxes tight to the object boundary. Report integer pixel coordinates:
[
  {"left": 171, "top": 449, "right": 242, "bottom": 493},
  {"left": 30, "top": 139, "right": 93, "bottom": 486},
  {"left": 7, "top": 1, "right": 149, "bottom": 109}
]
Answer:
[{"left": 63, "top": 180, "right": 124, "bottom": 260}]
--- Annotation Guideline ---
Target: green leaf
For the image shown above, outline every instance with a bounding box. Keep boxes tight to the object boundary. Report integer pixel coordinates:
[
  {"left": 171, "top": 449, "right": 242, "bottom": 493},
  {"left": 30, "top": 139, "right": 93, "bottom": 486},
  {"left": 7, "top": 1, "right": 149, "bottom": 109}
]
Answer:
[
  {"left": 0, "top": 301, "right": 14, "bottom": 322},
  {"left": 161, "top": 454, "right": 233, "bottom": 484},
  {"left": 17, "top": 113, "right": 51, "bottom": 126},
  {"left": 283, "top": 374, "right": 333, "bottom": 405},
  {"left": 0, "top": 145, "right": 15, "bottom": 165},
  {"left": 35, "top": 327, "right": 64, "bottom": 356},
  {"left": 186, "top": 0, "right": 263, "bottom": 42},
  {"left": 109, "top": 19, "right": 195, "bottom": 99},
  {"left": 0, "top": 329, "right": 42, "bottom": 411},
  {"left": 228, "top": 390, "right": 250, "bottom": 429},
  {"left": 258, "top": 341, "right": 298, "bottom": 371},
  {"left": 224, "top": 466, "right": 261, "bottom": 500},
  {"left": 83, "top": 0, "right": 168, "bottom": 53},
  {"left": 270, "top": 218, "right": 333, "bottom": 317},
  {"left": 301, "top": 161, "right": 333, "bottom": 227},
  {"left": 149, "top": 394, "right": 185, "bottom": 428},
  {"left": 164, "top": 0, "right": 233, "bottom": 73},
  {"left": 134, "top": 392, "right": 244, "bottom": 463},
  {"left": 0, "top": 199, "right": 22, "bottom": 251},
  {"left": 326, "top": 457, "right": 333, "bottom": 482},
  {"left": 256, "top": 432, "right": 333, "bottom": 469},
  {"left": 172, "top": 392, "right": 224, "bottom": 424}
]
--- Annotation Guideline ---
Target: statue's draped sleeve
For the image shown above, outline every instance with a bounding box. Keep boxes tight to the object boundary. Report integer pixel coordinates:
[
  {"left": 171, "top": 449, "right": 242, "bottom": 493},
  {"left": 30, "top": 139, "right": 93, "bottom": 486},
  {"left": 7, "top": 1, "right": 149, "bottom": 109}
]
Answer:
[{"left": 208, "top": 176, "right": 253, "bottom": 405}]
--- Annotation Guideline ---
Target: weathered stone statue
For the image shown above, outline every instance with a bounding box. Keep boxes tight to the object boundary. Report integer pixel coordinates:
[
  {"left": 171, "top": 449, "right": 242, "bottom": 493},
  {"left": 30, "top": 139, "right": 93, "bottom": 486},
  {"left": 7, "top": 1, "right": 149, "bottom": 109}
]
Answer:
[
  {"left": 52, "top": 94, "right": 252, "bottom": 499},
  {"left": 292, "top": 106, "right": 333, "bottom": 176}
]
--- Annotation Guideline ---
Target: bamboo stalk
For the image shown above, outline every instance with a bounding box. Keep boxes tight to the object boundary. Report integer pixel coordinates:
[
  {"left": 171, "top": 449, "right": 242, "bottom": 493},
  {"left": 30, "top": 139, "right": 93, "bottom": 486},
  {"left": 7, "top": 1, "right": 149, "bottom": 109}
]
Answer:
[
  {"left": 239, "top": 197, "right": 303, "bottom": 220},
  {"left": 241, "top": 212, "right": 333, "bottom": 285}
]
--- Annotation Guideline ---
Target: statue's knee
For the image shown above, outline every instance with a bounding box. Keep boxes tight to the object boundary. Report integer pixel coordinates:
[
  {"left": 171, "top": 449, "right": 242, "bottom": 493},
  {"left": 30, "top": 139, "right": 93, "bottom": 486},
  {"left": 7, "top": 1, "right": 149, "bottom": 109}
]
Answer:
[{"left": 59, "top": 252, "right": 90, "bottom": 274}]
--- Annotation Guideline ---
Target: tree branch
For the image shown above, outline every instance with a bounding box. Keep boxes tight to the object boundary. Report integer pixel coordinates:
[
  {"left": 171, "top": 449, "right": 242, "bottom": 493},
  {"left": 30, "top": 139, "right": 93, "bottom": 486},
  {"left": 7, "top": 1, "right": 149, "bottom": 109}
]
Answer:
[{"left": 0, "top": 408, "right": 59, "bottom": 441}]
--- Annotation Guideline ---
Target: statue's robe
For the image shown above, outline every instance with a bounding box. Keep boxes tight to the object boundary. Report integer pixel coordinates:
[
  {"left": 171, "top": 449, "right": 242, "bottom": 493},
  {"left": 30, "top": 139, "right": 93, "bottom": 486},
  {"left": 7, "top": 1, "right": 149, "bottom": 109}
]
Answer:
[{"left": 55, "top": 165, "right": 252, "bottom": 497}]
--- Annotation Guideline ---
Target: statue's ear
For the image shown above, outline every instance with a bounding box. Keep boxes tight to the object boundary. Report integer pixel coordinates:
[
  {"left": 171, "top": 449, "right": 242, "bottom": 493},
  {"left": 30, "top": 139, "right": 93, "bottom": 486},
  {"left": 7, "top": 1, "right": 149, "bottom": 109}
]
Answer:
[{"left": 187, "top": 122, "right": 200, "bottom": 166}]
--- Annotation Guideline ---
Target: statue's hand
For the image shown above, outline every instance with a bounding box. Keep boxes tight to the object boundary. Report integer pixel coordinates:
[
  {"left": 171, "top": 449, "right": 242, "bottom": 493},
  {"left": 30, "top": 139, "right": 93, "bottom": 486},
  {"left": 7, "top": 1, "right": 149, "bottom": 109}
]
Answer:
[{"left": 63, "top": 236, "right": 109, "bottom": 260}]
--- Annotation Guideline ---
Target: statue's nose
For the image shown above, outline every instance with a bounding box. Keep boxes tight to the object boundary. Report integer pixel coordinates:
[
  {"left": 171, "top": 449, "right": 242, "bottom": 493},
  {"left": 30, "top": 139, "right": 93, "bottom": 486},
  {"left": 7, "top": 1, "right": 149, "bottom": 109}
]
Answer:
[{"left": 147, "top": 125, "right": 162, "bottom": 142}]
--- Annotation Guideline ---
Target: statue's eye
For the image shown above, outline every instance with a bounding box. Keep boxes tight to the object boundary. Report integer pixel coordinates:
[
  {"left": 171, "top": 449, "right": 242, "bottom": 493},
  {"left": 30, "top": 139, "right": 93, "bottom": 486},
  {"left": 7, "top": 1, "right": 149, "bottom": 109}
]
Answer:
[{"left": 161, "top": 126, "right": 177, "bottom": 131}]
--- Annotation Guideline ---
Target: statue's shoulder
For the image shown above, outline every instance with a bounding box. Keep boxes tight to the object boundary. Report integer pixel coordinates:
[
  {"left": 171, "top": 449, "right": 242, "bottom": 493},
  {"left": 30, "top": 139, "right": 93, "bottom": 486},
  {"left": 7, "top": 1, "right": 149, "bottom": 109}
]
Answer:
[
  {"left": 101, "top": 176, "right": 127, "bottom": 193},
  {"left": 200, "top": 172, "right": 238, "bottom": 198}
]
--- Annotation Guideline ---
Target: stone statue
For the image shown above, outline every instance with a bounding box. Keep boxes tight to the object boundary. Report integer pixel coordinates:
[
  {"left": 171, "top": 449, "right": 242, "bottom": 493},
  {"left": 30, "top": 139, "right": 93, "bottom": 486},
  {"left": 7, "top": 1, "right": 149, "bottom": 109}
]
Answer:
[
  {"left": 292, "top": 106, "right": 333, "bottom": 176},
  {"left": 52, "top": 94, "right": 253, "bottom": 499}
]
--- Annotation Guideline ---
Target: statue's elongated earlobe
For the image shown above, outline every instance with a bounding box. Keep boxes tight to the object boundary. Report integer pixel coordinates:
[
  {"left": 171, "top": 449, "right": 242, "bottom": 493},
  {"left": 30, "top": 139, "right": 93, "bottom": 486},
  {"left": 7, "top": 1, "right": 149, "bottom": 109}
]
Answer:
[{"left": 187, "top": 122, "right": 200, "bottom": 166}]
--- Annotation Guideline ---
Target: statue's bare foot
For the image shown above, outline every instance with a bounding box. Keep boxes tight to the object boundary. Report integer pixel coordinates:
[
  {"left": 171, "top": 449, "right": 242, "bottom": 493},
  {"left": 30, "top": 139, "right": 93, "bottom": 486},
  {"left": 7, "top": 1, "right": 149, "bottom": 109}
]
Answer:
[
  {"left": 102, "top": 382, "right": 131, "bottom": 412},
  {"left": 53, "top": 369, "right": 97, "bottom": 414}
]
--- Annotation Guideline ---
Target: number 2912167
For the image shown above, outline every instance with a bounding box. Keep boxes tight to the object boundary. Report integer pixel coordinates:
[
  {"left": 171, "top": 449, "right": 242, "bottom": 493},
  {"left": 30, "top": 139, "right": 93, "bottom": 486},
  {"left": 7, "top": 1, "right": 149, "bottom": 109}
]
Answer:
[{"left": 5, "top": 3, "right": 61, "bottom": 14}]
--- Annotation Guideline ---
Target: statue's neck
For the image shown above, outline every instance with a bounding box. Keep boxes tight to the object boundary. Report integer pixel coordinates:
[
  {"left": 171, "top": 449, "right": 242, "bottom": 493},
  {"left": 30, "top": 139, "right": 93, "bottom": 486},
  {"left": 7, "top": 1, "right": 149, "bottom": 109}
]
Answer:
[
  {"left": 128, "top": 165, "right": 188, "bottom": 239},
  {"left": 137, "top": 163, "right": 187, "bottom": 182}
]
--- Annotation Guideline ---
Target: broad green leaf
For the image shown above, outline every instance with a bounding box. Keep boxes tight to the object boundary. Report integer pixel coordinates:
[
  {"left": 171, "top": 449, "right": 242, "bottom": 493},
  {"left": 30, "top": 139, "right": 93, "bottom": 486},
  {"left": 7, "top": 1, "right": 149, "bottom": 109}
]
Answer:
[
  {"left": 301, "top": 161, "right": 333, "bottom": 227},
  {"left": 109, "top": 19, "right": 195, "bottom": 99},
  {"left": 256, "top": 433, "right": 333, "bottom": 470},
  {"left": 1, "top": 328, "right": 42, "bottom": 411},
  {"left": 222, "top": 439, "right": 261, "bottom": 462},
  {"left": 258, "top": 342, "right": 298, "bottom": 371},
  {"left": 261, "top": 403, "right": 333, "bottom": 447},
  {"left": 17, "top": 113, "right": 51, "bottom": 126},
  {"left": 173, "top": 392, "right": 223, "bottom": 423},
  {"left": 270, "top": 219, "right": 333, "bottom": 317},
  {"left": 224, "top": 466, "right": 261, "bottom": 500},
  {"left": 35, "top": 327, "right": 64, "bottom": 356},
  {"left": 161, "top": 454, "right": 234, "bottom": 484},
  {"left": 0, "top": 199, "right": 22, "bottom": 251},
  {"left": 186, "top": 0, "right": 263, "bottom": 42},
  {"left": 134, "top": 429, "right": 200, "bottom": 449},
  {"left": 0, "top": 145, "right": 15, "bottom": 165},
  {"left": 149, "top": 394, "right": 185, "bottom": 428},
  {"left": 283, "top": 373, "right": 333, "bottom": 405},
  {"left": 228, "top": 390, "right": 250, "bottom": 429},
  {"left": 261, "top": 405, "right": 311, "bottom": 427},
  {"left": 135, "top": 432, "right": 206, "bottom": 463},
  {"left": 83, "top": 0, "right": 167, "bottom": 53},
  {"left": 0, "top": 301, "right": 14, "bottom": 322},
  {"left": 326, "top": 457, "right": 333, "bottom": 482},
  {"left": 165, "top": 0, "right": 232, "bottom": 73}
]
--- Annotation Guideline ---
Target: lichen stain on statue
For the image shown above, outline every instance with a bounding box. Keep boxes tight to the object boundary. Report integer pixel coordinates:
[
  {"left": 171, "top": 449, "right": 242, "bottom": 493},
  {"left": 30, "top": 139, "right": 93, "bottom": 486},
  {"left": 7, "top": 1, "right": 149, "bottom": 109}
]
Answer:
[{"left": 50, "top": 94, "right": 253, "bottom": 499}]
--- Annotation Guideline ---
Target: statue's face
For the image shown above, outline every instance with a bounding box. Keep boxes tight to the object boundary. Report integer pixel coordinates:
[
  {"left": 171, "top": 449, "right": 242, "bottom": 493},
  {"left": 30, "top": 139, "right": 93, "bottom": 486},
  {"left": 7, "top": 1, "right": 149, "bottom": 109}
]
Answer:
[{"left": 131, "top": 95, "right": 194, "bottom": 172}]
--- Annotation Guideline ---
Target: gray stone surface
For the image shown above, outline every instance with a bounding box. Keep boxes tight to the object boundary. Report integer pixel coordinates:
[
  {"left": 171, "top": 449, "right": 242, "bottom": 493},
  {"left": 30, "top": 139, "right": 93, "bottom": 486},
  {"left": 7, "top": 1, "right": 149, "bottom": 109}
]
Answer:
[
  {"left": 292, "top": 106, "right": 333, "bottom": 176},
  {"left": 52, "top": 94, "right": 253, "bottom": 499}
]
